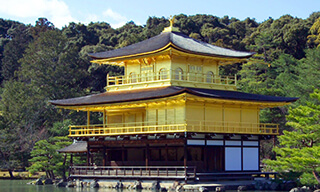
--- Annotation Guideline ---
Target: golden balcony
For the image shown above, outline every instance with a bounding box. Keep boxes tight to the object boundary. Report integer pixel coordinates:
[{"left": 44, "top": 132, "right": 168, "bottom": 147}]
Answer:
[
  {"left": 106, "top": 70, "right": 237, "bottom": 91},
  {"left": 68, "top": 120, "right": 278, "bottom": 137}
]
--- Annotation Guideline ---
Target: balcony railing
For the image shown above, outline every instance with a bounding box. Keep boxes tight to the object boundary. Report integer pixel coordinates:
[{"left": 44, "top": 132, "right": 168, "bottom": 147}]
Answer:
[
  {"left": 70, "top": 166, "right": 196, "bottom": 180},
  {"left": 68, "top": 120, "right": 278, "bottom": 137},
  {"left": 186, "top": 120, "right": 279, "bottom": 135},
  {"left": 107, "top": 70, "right": 236, "bottom": 87}
]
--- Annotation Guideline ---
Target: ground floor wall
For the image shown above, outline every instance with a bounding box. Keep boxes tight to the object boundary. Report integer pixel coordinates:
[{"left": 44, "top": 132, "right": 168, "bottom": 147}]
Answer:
[{"left": 85, "top": 134, "right": 261, "bottom": 173}]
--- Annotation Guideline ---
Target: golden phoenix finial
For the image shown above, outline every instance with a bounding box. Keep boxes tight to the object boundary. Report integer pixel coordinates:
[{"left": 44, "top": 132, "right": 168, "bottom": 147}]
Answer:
[{"left": 169, "top": 15, "right": 176, "bottom": 27}]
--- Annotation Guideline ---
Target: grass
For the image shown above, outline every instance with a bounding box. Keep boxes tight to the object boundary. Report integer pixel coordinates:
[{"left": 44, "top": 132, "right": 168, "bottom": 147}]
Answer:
[{"left": 0, "top": 171, "right": 46, "bottom": 179}]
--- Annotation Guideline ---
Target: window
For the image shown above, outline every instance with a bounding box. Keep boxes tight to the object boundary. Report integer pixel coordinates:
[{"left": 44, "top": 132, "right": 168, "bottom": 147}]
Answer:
[
  {"left": 206, "top": 71, "right": 214, "bottom": 83},
  {"left": 129, "top": 72, "right": 137, "bottom": 83},
  {"left": 188, "top": 65, "right": 203, "bottom": 81},
  {"left": 174, "top": 68, "right": 183, "bottom": 80},
  {"left": 141, "top": 65, "right": 154, "bottom": 81},
  {"left": 159, "top": 68, "right": 168, "bottom": 80},
  {"left": 189, "top": 65, "right": 202, "bottom": 73}
]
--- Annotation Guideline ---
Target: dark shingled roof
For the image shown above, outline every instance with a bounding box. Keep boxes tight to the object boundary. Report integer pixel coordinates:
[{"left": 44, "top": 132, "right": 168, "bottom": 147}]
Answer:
[
  {"left": 50, "top": 86, "right": 298, "bottom": 107},
  {"left": 58, "top": 141, "right": 87, "bottom": 153},
  {"left": 89, "top": 31, "right": 254, "bottom": 60}
]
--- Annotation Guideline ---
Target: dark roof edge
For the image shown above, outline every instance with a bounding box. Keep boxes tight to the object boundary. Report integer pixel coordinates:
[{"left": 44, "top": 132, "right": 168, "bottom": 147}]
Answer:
[
  {"left": 49, "top": 87, "right": 188, "bottom": 107},
  {"left": 171, "top": 44, "right": 255, "bottom": 59},
  {"left": 184, "top": 88, "right": 299, "bottom": 103}
]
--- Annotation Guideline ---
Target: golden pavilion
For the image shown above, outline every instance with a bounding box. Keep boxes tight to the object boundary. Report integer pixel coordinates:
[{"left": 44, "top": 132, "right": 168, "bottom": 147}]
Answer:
[{"left": 51, "top": 20, "right": 297, "bottom": 182}]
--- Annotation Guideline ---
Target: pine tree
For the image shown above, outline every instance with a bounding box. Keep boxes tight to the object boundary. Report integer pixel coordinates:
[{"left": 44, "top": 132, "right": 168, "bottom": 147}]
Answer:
[{"left": 265, "top": 89, "right": 320, "bottom": 185}]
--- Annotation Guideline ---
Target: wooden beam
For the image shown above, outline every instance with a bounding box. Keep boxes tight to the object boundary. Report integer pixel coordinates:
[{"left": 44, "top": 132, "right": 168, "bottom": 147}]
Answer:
[{"left": 90, "top": 138, "right": 184, "bottom": 146}]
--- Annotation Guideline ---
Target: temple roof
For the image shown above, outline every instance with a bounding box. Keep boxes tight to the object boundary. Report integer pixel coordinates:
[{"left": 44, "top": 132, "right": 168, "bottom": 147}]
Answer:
[
  {"left": 89, "top": 31, "right": 254, "bottom": 60},
  {"left": 58, "top": 141, "right": 87, "bottom": 153},
  {"left": 50, "top": 86, "right": 298, "bottom": 107}
]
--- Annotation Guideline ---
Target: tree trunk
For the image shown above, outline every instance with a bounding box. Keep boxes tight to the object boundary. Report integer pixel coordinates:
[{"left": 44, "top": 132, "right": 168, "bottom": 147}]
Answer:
[
  {"left": 8, "top": 169, "right": 14, "bottom": 179},
  {"left": 312, "top": 171, "right": 320, "bottom": 184},
  {"left": 61, "top": 154, "right": 67, "bottom": 181},
  {"left": 50, "top": 170, "right": 55, "bottom": 180},
  {"left": 46, "top": 171, "right": 50, "bottom": 179}
]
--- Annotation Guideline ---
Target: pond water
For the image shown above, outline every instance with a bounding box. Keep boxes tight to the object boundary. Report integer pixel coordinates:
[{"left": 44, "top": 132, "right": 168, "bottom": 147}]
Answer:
[
  {"left": 0, "top": 179, "right": 284, "bottom": 192},
  {"left": 0, "top": 179, "right": 107, "bottom": 192}
]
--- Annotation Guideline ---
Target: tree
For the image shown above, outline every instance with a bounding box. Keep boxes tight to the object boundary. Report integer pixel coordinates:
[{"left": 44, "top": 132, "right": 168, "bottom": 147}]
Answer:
[
  {"left": 1, "top": 24, "right": 33, "bottom": 81},
  {"left": 265, "top": 89, "right": 320, "bottom": 185},
  {"left": 0, "top": 80, "right": 47, "bottom": 171},
  {"left": 29, "top": 18, "right": 55, "bottom": 39},
  {"left": 28, "top": 136, "right": 72, "bottom": 180},
  {"left": 293, "top": 48, "right": 320, "bottom": 104}
]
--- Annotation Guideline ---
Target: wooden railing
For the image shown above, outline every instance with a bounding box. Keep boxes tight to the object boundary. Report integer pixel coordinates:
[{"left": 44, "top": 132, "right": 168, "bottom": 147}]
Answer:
[
  {"left": 186, "top": 120, "right": 279, "bottom": 135},
  {"left": 68, "top": 120, "right": 278, "bottom": 137},
  {"left": 69, "top": 123, "right": 187, "bottom": 137},
  {"left": 107, "top": 70, "right": 236, "bottom": 87},
  {"left": 70, "top": 166, "right": 196, "bottom": 179}
]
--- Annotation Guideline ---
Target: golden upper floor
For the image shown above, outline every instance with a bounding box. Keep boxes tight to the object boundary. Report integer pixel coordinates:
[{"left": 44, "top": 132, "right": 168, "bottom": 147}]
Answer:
[
  {"left": 89, "top": 29, "right": 254, "bottom": 92},
  {"left": 50, "top": 86, "right": 298, "bottom": 137},
  {"left": 67, "top": 93, "right": 279, "bottom": 137}
]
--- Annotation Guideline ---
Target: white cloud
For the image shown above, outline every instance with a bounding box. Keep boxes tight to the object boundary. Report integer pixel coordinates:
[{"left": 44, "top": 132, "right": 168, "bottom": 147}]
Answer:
[
  {"left": 103, "top": 8, "right": 127, "bottom": 22},
  {"left": 102, "top": 8, "right": 128, "bottom": 28},
  {"left": 0, "top": 0, "right": 77, "bottom": 28}
]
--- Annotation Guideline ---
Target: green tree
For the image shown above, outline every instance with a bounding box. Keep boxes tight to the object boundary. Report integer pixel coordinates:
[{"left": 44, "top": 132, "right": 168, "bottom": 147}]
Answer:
[
  {"left": 294, "top": 48, "right": 320, "bottom": 104},
  {"left": 1, "top": 24, "right": 33, "bottom": 81},
  {"left": 265, "top": 90, "right": 320, "bottom": 185},
  {"left": 0, "top": 80, "right": 46, "bottom": 171},
  {"left": 28, "top": 136, "right": 72, "bottom": 180}
]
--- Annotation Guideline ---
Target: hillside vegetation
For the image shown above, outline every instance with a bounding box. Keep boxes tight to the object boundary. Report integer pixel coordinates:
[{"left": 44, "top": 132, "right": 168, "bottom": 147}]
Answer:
[{"left": 1, "top": 13, "right": 320, "bottom": 181}]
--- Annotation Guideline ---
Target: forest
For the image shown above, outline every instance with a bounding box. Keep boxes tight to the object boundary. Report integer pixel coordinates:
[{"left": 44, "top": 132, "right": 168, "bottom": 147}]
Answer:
[{"left": 1, "top": 13, "right": 320, "bottom": 183}]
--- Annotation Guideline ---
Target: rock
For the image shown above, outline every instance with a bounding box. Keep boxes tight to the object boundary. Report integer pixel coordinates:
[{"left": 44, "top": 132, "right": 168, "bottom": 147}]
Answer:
[
  {"left": 67, "top": 181, "right": 75, "bottom": 188},
  {"left": 151, "top": 181, "right": 161, "bottom": 191},
  {"left": 237, "top": 186, "right": 247, "bottom": 191},
  {"left": 173, "top": 181, "right": 180, "bottom": 188},
  {"left": 55, "top": 180, "right": 68, "bottom": 187},
  {"left": 90, "top": 180, "right": 99, "bottom": 188},
  {"left": 199, "top": 186, "right": 209, "bottom": 192},
  {"left": 161, "top": 188, "right": 168, "bottom": 192},
  {"left": 254, "top": 181, "right": 262, "bottom": 190},
  {"left": 82, "top": 182, "right": 88, "bottom": 188},
  {"left": 270, "top": 182, "right": 279, "bottom": 191},
  {"left": 132, "top": 180, "right": 142, "bottom": 190},
  {"left": 176, "top": 185, "right": 183, "bottom": 192},
  {"left": 290, "top": 187, "right": 301, "bottom": 192},
  {"left": 34, "top": 178, "right": 43, "bottom": 185},
  {"left": 115, "top": 181, "right": 124, "bottom": 189},
  {"left": 285, "top": 181, "right": 298, "bottom": 191},
  {"left": 301, "top": 186, "right": 312, "bottom": 192},
  {"left": 75, "top": 179, "right": 83, "bottom": 188},
  {"left": 216, "top": 186, "right": 225, "bottom": 192},
  {"left": 263, "top": 182, "right": 270, "bottom": 190},
  {"left": 43, "top": 178, "right": 53, "bottom": 185}
]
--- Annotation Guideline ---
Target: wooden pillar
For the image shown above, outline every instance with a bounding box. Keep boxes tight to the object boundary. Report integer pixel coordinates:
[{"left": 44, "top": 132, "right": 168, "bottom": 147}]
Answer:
[
  {"left": 165, "top": 144, "right": 168, "bottom": 165},
  {"left": 70, "top": 154, "right": 73, "bottom": 166},
  {"left": 204, "top": 139, "right": 208, "bottom": 171},
  {"left": 68, "top": 153, "right": 73, "bottom": 177},
  {"left": 145, "top": 144, "right": 149, "bottom": 167},
  {"left": 103, "top": 109, "right": 106, "bottom": 128},
  {"left": 184, "top": 136, "right": 188, "bottom": 183},
  {"left": 122, "top": 145, "right": 125, "bottom": 165},
  {"left": 91, "top": 153, "right": 94, "bottom": 166},
  {"left": 87, "top": 111, "right": 90, "bottom": 128},
  {"left": 87, "top": 144, "right": 90, "bottom": 166},
  {"left": 102, "top": 145, "right": 106, "bottom": 166}
]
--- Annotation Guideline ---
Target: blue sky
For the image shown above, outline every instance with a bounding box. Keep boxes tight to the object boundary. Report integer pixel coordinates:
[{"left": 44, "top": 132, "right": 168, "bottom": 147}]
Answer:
[{"left": 0, "top": 0, "right": 319, "bottom": 28}]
